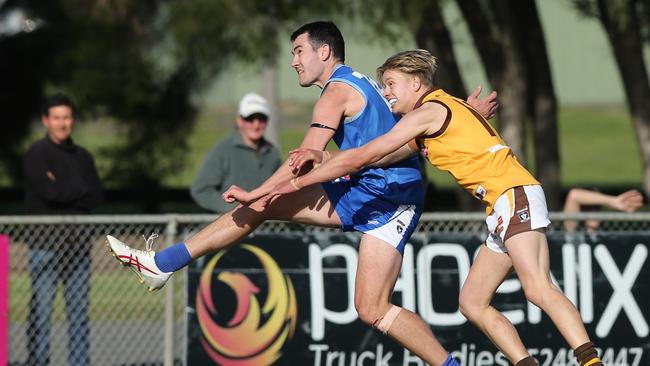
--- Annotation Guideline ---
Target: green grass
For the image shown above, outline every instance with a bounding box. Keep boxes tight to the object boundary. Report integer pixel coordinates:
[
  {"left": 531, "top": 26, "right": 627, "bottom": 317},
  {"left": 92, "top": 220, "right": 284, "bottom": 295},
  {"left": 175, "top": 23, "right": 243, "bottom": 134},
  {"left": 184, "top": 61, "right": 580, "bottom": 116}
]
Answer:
[{"left": 558, "top": 106, "right": 641, "bottom": 186}]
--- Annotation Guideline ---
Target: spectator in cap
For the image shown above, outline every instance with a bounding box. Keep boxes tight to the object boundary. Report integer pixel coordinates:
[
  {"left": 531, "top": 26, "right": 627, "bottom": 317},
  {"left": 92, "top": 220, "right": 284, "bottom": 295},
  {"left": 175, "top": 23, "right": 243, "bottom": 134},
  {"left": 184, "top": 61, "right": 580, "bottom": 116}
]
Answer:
[{"left": 190, "top": 93, "right": 282, "bottom": 213}]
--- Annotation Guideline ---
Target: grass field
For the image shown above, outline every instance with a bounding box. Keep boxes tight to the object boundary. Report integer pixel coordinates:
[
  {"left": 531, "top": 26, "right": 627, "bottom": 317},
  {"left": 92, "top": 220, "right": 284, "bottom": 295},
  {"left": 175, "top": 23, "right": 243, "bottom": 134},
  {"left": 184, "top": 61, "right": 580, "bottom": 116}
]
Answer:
[
  {"left": 10, "top": 103, "right": 643, "bottom": 191},
  {"left": 557, "top": 106, "right": 641, "bottom": 186}
]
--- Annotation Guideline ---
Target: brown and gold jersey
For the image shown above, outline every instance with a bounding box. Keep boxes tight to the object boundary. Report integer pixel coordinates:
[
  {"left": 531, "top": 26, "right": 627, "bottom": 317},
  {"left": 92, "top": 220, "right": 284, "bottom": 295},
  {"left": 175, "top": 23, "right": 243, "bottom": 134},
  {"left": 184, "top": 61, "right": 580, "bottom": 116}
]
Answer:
[{"left": 415, "top": 89, "right": 539, "bottom": 213}]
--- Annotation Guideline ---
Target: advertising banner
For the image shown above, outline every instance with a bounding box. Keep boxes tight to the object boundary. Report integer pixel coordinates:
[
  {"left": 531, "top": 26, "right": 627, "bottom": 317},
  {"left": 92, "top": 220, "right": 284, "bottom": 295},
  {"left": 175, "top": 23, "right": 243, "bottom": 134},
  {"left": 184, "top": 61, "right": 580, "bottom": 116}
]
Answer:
[{"left": 186, "top": 231, "right": 649, "bottom": 366}]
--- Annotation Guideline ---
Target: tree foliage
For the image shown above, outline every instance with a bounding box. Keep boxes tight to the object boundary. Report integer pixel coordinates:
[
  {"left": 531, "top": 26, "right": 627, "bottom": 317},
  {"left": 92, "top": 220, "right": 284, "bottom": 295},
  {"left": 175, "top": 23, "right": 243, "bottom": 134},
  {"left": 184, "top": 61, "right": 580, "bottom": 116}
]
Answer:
[
  {"left": 0, "top": 1, "right": 63, "bottom": 184},
  {"left": 9, "top": 0, "right": 644, "bottom": 209},
  {"left": 163, "top": 0, "right": 348, "bottom": 148},
  {"left": 0, "top": 0, "right": 348, "bottom": 197},
  {"left": 1, "top": 0, "right": 196, "bottom": 199}
]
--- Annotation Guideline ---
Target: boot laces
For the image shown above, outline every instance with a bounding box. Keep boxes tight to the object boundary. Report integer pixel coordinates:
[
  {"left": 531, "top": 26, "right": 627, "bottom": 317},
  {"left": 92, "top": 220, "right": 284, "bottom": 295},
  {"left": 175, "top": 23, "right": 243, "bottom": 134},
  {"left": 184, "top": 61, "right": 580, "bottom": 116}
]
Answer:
[{"left": 142, "top": 233, "right": 159, "bottom": 251}]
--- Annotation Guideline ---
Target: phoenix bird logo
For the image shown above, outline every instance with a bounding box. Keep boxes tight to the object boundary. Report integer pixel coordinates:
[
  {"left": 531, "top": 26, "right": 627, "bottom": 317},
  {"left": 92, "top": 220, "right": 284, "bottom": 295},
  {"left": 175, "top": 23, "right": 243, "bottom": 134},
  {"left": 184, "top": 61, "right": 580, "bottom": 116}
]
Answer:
[{"left": 196, "top": 244, "right": 297, "bottom": 365}]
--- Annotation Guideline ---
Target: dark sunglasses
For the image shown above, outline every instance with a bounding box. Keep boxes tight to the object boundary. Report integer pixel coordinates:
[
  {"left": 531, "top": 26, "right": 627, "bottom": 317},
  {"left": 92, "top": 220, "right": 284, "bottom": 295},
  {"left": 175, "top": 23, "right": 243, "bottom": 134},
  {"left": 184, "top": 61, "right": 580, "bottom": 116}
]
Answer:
[{"left": 242, "top": 113, "right": 269, "bottom": 123}]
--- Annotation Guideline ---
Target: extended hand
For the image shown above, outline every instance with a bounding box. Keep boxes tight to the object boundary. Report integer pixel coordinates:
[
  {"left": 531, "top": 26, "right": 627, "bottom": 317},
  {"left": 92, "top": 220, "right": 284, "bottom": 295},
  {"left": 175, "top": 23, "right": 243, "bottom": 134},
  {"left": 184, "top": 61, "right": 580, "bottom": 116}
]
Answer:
[
  {"left": 467, "top": 85, "right": 498, "bottom": 120},
  {"left": 288, "top": 148, "right": 326, "bottom": 175},
  {"left": 222, "top": 185, "right": 257, "bottom": 205},
  {"left": 613, "top": 189, "right": 644, "bottom": 212}
]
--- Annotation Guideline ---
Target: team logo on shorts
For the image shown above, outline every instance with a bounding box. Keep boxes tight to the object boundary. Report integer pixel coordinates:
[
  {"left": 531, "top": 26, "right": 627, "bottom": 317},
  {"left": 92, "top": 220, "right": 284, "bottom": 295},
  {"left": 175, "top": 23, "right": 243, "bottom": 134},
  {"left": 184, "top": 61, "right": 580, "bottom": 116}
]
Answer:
[
  {"left": 396, "top": 219, "right": 405, "bottom": 234},
  {"left": 495, "top": 216, "right": 504, "bottom": 235},
  {"left": 517, "top": 206, "right": 530, "bottom": 223},
  {"left": 196, "top": 244, "right": 297, "bottom": 365}
]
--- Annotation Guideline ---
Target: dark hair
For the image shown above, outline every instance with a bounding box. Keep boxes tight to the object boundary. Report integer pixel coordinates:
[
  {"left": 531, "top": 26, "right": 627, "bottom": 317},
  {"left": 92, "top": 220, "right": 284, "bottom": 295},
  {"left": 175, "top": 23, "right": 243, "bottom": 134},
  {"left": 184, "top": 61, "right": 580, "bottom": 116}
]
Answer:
[
  {"left": 291, "top": 21, "right": 345, "bottom": 62},
  {"left": 42, "top": 93, "right": 76, "bottom": 117}
]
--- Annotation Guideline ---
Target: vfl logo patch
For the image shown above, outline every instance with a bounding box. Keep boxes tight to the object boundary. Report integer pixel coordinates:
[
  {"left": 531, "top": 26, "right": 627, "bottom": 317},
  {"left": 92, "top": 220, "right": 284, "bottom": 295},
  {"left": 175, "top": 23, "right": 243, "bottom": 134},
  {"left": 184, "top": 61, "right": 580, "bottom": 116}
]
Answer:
[
  {"left": 517, "top": 206, "right": 530, "bottom": 223},
  {"left": 475, "top": 185, "right": 487, "bottom": 200},
  {"left": 396, "top": 219, "right": 405, "bottom": 234}
]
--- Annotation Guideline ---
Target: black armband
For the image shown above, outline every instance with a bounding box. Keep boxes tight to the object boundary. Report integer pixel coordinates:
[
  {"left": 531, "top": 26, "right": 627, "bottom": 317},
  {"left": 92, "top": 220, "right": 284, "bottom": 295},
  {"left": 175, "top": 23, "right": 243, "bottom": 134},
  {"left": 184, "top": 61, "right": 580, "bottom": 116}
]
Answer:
[{"left": 310, "top": 123, "right": 337, "bottom": 132}]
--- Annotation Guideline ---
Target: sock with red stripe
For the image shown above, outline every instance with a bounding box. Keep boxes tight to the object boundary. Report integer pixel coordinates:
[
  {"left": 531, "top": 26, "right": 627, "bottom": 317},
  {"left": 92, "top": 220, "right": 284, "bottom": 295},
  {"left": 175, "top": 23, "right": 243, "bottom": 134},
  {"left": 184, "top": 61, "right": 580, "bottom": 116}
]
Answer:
[{"left": 154, "top": 242, "right": 192, "bottom": 272}]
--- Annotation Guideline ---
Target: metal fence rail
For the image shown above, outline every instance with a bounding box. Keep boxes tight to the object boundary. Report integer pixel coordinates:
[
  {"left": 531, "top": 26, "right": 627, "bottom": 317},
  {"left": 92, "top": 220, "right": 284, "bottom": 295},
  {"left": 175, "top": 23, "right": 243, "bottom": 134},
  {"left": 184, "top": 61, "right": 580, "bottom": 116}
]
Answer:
[{"left": 1, "top": 212, "right": 648, "bottom": 366}]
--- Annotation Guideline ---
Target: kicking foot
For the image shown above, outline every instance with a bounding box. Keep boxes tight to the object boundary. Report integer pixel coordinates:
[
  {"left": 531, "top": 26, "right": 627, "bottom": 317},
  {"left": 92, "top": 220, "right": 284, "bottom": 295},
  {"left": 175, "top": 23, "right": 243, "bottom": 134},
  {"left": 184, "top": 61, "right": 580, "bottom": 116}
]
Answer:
[{"left": 106, "top": 234, "right": 172, "bottom": 291}]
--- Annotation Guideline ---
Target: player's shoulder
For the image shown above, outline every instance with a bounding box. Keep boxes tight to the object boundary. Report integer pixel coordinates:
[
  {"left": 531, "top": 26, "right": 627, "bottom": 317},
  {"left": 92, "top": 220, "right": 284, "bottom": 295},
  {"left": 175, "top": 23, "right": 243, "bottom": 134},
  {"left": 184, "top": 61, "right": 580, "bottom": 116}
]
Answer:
[
  {"left": 319, "top": 81, "right": 358, "bottom": 105},
  {"left": 419, "top": 99, "right": 450, "bottom": 115},
  {"left": 323, "top": 79, "right": 357, "bottom": 94},
  {"left": 406, "top": 100, "right": 449, "bottom": 131}
]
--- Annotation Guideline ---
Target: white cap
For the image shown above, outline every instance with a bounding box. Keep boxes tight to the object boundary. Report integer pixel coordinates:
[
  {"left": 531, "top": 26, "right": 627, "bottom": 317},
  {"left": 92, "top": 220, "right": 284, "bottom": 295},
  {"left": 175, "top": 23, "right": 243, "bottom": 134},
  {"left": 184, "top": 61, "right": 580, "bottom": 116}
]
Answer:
[{"left": 238, "top": 93, "right": 270, "bottom": 119}]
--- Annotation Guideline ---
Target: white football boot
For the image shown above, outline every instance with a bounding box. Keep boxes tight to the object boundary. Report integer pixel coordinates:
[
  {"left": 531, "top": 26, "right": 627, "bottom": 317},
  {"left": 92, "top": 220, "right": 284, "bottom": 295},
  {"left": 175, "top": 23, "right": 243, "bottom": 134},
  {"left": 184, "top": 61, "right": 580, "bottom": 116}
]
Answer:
[{"left": 106, "top": 234, "right": 172, "bottom": 291}]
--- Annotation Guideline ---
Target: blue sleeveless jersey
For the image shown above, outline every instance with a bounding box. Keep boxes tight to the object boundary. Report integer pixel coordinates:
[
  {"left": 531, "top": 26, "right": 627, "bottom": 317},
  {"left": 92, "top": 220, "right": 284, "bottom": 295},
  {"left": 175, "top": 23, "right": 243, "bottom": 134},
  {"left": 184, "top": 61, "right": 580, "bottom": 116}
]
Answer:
[{"left": 320, "top": 65, "right": 424, "bottom": 234}]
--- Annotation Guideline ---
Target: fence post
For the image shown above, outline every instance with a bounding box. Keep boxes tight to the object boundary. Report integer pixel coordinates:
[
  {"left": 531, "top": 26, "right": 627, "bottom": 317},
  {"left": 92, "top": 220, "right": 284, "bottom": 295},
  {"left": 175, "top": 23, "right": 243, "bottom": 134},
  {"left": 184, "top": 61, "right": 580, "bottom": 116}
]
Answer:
[{"left": 164, "top": 216, "right": 178, "bottom": 366}]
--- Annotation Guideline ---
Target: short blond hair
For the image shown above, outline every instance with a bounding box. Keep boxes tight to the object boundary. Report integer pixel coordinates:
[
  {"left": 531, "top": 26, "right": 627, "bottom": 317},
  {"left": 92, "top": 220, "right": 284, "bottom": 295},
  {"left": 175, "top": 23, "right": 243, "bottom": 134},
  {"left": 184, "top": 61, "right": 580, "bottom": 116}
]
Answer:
[{"left": 377, "top": 49, "right": 438, "bottom": 87}]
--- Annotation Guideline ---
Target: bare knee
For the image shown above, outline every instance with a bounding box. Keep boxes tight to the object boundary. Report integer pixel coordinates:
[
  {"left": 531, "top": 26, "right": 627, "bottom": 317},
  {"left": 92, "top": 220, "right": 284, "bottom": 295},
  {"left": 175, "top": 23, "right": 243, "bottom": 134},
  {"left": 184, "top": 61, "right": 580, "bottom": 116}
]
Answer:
[
  {"left": 355, "top": 300, "right": 388, "bottom": 326},
  {"left": 522, "top": 285, "right": 545, "bottom": 308},
  {"left": 356, "top": 302, "right": 402, "bottom": 335},
  {"left": 520, "top": 279, "right": 558, "bottom": 308},
  {"left": 459, "top": 291, "right": 483, "bottom": 322}
]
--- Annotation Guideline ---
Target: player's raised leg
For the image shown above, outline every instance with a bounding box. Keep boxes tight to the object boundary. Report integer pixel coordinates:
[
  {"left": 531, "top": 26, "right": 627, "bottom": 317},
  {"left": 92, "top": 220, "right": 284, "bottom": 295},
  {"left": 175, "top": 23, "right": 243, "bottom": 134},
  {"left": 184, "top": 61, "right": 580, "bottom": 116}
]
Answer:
[{"left": 107, "top": 183, "right": 341, "bottom": 290}]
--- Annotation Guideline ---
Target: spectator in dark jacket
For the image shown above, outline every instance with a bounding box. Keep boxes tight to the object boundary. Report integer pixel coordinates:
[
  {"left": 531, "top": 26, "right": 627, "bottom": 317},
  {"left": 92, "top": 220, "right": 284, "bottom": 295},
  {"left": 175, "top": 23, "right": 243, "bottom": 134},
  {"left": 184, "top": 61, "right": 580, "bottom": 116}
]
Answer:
[{"left": 23, "top": 93, "right": 102, "bottom": 366}]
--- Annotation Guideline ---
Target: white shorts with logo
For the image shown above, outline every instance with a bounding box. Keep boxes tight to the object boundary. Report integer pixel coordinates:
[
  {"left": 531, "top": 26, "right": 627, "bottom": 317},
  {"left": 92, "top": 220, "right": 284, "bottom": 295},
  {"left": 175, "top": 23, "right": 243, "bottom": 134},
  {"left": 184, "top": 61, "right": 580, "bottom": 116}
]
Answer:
[
  {"left": 485, "top": 185, "right": 551, "bottom": 253},
  {"left": 363, "top": 204, "right": 421, "bottom": 255}
]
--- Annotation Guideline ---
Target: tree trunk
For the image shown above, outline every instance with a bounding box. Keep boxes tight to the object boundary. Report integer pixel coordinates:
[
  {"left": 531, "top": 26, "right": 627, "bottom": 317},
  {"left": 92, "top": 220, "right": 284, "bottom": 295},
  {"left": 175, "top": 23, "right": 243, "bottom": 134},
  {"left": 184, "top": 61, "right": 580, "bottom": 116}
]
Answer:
[
  {"left": 262, "top": 53, "right": 281, "bottom": 149},
  {"left": 414, "top": 0, "right": 467, "bottom": 97},
  {"left": 513, "top": 1, "right": 561, "bottom": 209},
  {"left": 598, "top": 0, "right": 650, "bottom": 195},
  {"left": 491, "top": 1, "right": 528, "bottom": 165},
  {"left": 415, "top": 0, "right": 483, "bottom": 211},
  {"left": 457, "top": 0, "right": 529, "bottom": 165}
]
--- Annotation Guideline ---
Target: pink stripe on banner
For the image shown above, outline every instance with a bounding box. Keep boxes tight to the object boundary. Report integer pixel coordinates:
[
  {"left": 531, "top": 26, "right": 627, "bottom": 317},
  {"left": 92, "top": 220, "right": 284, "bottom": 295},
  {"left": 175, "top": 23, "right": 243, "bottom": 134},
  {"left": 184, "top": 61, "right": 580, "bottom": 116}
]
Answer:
[{"left": 0, "top": 234, "right": 8, "bottom": 366}]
